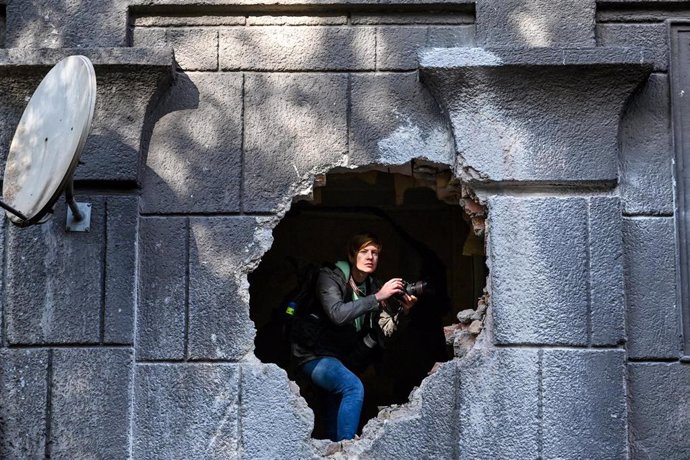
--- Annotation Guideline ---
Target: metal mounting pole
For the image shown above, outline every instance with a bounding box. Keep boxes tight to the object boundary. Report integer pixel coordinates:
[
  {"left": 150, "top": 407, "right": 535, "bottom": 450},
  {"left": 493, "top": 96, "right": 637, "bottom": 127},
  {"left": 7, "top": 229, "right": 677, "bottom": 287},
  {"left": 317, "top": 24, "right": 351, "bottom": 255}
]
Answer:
[{"left": 64, "top": 179, "right": 91, "bottom": 232}]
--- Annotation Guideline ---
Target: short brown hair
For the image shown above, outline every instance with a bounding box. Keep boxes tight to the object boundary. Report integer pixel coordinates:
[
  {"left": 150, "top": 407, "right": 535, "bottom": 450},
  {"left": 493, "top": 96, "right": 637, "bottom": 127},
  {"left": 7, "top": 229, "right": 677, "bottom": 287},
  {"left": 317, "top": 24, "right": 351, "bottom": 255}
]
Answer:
[{"left": 347, "top": 232, "right": 382, "bottom": 262}]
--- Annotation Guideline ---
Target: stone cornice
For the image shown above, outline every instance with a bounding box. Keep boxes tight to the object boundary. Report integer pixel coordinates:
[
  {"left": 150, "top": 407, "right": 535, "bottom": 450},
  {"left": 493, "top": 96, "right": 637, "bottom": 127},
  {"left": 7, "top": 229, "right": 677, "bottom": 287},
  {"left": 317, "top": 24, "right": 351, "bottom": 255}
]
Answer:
[{"left": 419, "top": 47, "right": 653, "bottom": 185}]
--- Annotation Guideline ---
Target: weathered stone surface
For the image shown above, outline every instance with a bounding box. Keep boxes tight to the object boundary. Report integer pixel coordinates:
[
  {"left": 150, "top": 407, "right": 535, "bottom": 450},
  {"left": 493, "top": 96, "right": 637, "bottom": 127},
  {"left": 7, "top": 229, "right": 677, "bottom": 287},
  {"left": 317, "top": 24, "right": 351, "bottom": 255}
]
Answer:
[
  {"left": 489, "top": 197, "right": 589, "bottom": 345},
  {"left": 133, "top": 363, "right": 240, "bottom": 459},
  {"left": 589, "top": 197, "right": 625, "bottom": 345},
  {"left": 81, "top": 68, "right": 172, "bottom": 182},
  {"left": 458, "top": 348, "right": 540, "bottom": 458},
  {"left": 168, "top": 28, "right": 219, "bottom": 71},
  {"left": 457, "top": 308, "right": 475, "bottom": 323},
  {"left": 141, "top": 72, "right": 242, "bottom": 213},
  {"left": 5, "top": 0, "right": 128, "bottom": 48},
  {"left": 5, "top": 198, "right": 105, "bottom": 345},
  {"left": 104, "top": 196, "right": 138, "bottom": 344},
  {"left": 0, "top": 47, "right": 171, "bottom": 67},
  {"left": 0, "top": 216, "right": 4, "bottom": 344},
  {"left": 542, "top": 349, "right": 626, "bottom": 459},
  {"left": 629, "top": 363, "right": 690, "bottom": 459},
  {"left": 131, "top": 27, "right": 167, "bottom": 47},
  {"left": 51, "top": 348, "right": 132, "bottom": 460},
  {"left": 137, "top": 217, "right": 187, "bottom": 360},
  {"left": 598, "top": 23, "right": 668, "bottom": 71},
  {"left": 453, "top": 330, "right": 474, "bottom": 358},
  {"left": 348, "top": 361, "right": 459, "bottom": 459},
  {"left": 188, "top": 217, "right": 259, "bottom": 360},
  {"left": 134, "top": 15, "right": 246, "bottom": 27},
  {"left": 619, "top": 74, "right": 674, "bottom": 215},
  {"left": 219, "top": 27, "right": 375, "bottom": 70},
  {"left": 134, "top": 28, "right": 218, "bottom": 70},
  {"left": 0, "top": 349, "right": 48, "bottom": 459},
  {"left": 377, "top": 25, "right": 475, "bottom": 70},
  {"left": 243, "top": 73, "right": 347, "bottom": 212},
  {"left": 0, "top": 49, "right": 171, "bottom": 184},
  {"left": 476, "top": 0, "right": 595, "bottom": 47},
  {"left": 353, "top": 12, "right": 473, "bottom": 25},
  {"left": 240, "top": 364, "right": 314, "bottom": 458},
  {"left": 349, "top": 72, "right": 454, "bottom": 167},
  {"left": 420, "top": 47, "right": 651, "bottom": 184},
  {"left": 624, "top": 217, "right": 681, "bottom": 359},
  {"left": 247, "top": 15, "right": 346, "bottom": 25},
  {"left": 468, "top": 319, "right": 482, "bottom": 335}
]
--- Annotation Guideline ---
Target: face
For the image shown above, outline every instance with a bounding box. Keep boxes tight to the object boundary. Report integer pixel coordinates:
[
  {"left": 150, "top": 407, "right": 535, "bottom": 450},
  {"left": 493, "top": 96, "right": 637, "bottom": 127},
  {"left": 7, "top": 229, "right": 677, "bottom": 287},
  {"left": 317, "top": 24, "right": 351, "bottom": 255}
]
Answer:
[{"left": 353, "top": 243, "right": 380, "bottom": 275}]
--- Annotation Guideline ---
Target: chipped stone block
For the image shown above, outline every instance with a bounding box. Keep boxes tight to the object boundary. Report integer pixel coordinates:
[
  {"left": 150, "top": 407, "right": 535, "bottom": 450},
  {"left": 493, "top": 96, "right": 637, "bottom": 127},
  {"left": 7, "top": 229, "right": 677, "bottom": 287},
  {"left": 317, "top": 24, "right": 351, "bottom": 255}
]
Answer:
[
  {"left": 188, "top": 217, "right": 259, "bottom": 360},
  {"left": 476, "top": 0, "right": 595, "bottom": 47},
  {"left": 377, "top": 25, "right": 475, "bottom": 70},
  {"left": 458, "top": 348, "right": 540, "bottom": 458},
  {"left": 352, "top": 361, "right": 459, "bottom": 458},
  {"left": 489, "top": 197, "right": 589, "bottom": 345},
  {"left": 219, "top": 27, "right": 375, "bottom": 71},
  {"left": 243, "top": 73, "right": 347, "bottom": 212},
  {"left": 5, "top": 0, "right": 128, "bottom": 48},
  {"left": 629, "top": 363, "right": 690, "bottom": 459},
  {"left": 104, "top": 196, "right": 138, "bottom": 344},
  {"left": 240, "top": 364, "right": 314, "bottom": 458},
  {"left": 542, "top": 349, "right": 626, "bottom": 459},
  {"left": 456, "top": 308, "right": 475, "bottom": 323},
  {"left": 349, "top": 72, "right": 454, "bottom": 168},
  {"left": 619, "top": 74, "right": 674, "bottom": 215},
  {"left": 51, "top": 348, "right": 133, "bottom": 459},
  {"left": 133, "top": 363, "right": 240, "bottom": 459},
  {"left": 142, "top": 72, "right": 242, "bottom": 213},
  {"left": 137, "top": 217, "right": 187, "bottom": 360},
  {"left": 0, "top": 349, "right": 48, "bottom": 459},
  {"left": 589, "top": 197, "right": 625, "bottom": 345},
  {"left": 467, "top": 320, "right": 482, "bottom": 335},
  {"left": 453, "top": 330, "right": 475, "bottom": 358},
  {"left": 5, "top": 198, "right": 105, "bottom": 345},
  {"left": 624, "top": 217, "right": 680, "bottom": 359},
  {"left": 598, "top": 23, "right": 668, "bottom": 71}
]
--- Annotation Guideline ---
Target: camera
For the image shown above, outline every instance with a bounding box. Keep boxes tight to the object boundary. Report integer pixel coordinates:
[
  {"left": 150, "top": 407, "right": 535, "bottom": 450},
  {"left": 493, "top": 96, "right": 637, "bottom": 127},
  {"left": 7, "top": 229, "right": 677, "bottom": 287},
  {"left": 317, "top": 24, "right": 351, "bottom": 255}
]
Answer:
[
  {"left": 383, "top": 279, "right": 431, "bottom": 315},
  {"left": 401, "top": 280, "right": 429, "bottom": 298}
]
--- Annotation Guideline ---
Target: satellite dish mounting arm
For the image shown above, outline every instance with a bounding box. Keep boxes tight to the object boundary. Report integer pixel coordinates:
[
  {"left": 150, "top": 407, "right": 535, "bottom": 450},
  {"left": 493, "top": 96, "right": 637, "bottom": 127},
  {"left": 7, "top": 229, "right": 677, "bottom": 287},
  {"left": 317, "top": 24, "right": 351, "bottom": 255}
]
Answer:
[
  {"left": 64, "top": 179, "right": 91, "bottom": 232},
  {"left": 0, "top": 199, "right": 28, "bottom": 221}
]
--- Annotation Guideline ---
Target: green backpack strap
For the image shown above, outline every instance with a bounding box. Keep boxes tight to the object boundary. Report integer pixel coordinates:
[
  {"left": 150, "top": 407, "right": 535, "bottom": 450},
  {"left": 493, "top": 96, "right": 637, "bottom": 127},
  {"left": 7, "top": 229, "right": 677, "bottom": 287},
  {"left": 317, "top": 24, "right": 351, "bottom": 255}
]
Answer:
[
  {"left": 334, "top": 260, "right": 350, "bottom": 283},
  {"left": 335, "top": 260, "right": 366, "bottom": 331}
]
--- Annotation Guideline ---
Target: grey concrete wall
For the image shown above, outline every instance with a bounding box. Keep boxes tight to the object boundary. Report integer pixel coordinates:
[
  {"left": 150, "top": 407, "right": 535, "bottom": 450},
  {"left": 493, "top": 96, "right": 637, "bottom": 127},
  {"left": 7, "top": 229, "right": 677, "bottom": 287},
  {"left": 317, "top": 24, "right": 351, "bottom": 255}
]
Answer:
[{"left": 0, "top": 0, "right": 687, "bottom": 459}]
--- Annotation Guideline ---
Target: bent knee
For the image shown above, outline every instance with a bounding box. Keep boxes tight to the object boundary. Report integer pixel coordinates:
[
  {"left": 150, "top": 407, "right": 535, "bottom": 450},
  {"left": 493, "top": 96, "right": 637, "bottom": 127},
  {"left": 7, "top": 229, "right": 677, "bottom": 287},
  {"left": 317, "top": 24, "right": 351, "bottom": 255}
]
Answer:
[{"left": 344, "top": 377, "right": 364, "bottom": 401}]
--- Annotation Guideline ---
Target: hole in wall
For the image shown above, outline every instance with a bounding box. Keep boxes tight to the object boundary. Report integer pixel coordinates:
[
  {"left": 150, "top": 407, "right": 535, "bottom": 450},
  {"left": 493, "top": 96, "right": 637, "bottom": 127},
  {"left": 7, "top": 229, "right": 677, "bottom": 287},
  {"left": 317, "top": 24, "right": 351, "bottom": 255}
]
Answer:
[{"left": 249, "top": 163, "right": 487, "bottom": 440}]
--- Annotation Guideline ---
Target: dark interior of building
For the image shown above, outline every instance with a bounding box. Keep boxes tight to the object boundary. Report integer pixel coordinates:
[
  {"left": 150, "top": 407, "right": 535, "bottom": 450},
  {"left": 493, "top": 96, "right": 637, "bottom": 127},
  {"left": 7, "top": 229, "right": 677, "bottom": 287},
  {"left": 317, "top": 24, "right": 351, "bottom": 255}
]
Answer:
[{"left": 249, "top": 168, "right": 486, "bottom": 438}]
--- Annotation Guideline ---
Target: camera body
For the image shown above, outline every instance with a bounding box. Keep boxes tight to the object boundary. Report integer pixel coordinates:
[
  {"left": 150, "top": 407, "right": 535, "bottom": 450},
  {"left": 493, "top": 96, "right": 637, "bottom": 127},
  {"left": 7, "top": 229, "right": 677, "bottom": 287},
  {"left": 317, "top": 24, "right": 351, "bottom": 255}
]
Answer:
[{"left": 383, "top": 279, "right": 430, "bottom": 315}]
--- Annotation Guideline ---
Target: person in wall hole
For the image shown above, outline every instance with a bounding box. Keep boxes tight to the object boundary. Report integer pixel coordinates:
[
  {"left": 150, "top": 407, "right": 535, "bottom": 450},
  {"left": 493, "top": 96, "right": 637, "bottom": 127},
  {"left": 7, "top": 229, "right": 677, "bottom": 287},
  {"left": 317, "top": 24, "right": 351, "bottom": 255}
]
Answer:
[{"left": 291, "top": 232, "right": 417, "bottom": 442}]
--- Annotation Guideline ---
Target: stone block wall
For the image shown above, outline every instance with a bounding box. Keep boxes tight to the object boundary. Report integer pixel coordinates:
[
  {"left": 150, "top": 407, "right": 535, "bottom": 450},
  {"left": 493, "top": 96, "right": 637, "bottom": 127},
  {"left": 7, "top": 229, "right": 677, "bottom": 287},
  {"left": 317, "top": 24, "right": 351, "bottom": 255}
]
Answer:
[{"left": 0, "top": 1, "right": 688, "bottom": 459}]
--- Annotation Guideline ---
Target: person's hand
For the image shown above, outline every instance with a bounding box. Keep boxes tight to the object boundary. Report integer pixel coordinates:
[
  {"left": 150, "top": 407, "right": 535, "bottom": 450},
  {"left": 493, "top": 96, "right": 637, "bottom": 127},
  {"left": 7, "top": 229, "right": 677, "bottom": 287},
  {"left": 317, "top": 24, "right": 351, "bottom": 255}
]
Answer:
[
  {"left": 375, "top": 278, "right": 404, "bottom": 302},
  {"left": 400, "top": 294, "right": 417, "bottom": 315}
]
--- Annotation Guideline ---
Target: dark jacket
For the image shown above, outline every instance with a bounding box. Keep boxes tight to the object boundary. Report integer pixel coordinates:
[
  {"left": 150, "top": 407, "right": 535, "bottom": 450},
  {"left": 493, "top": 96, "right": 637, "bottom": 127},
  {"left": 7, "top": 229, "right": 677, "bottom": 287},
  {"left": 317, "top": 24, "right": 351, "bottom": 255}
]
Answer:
[{"left": 292, "top": 264, "right": 384, "bottom": 371}]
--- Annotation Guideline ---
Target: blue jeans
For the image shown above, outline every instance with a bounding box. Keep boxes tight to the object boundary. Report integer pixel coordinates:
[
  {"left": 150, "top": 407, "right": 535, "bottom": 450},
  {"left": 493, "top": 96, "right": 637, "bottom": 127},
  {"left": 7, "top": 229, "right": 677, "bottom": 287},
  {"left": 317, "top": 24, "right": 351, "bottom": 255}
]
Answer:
[{"left": 301, "top": 357, "right": 364, "bottom": 441}]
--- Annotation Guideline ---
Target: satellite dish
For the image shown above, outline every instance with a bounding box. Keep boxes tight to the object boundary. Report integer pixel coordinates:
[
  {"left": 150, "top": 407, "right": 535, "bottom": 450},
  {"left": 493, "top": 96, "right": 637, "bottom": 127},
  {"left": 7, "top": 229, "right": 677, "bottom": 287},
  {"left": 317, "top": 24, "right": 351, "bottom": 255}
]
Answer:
[{"left": 1, "top": 55, "right": 96, "bottom": 231}]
